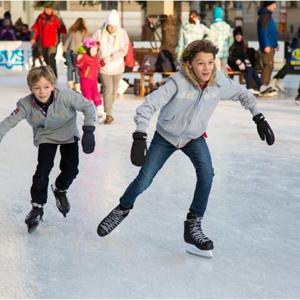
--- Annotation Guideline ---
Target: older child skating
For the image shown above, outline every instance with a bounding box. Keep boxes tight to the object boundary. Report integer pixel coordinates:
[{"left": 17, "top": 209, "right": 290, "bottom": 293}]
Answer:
[
  {"left": 76, "top": 38, "right": 106, "bottom": 123},
  {"left": 97, "top": 40, "right": 275, "bottom": 258},
  {"left": 0, "top": 66, "right": 96, "bottom": 233}
]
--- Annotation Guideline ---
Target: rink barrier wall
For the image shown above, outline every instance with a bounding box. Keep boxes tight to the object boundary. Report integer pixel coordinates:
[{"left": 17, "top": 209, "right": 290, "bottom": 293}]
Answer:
[{"left": 0, "top": 41, "right": 286, "bottom": 76}]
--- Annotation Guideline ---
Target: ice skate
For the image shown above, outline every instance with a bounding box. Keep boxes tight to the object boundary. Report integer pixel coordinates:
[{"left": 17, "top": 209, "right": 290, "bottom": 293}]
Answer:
[
  {"left": 97, "top": 204, "right": 131, "bottom": 237},
  {"left": 25, "top": 204, "right": 44, "bottom": 233},
  {"left": 184, "top": 213, "right": 214, "bottom": 258},
  {"left": 51, "top": 184, "right": 70, "bottom": 217},
  {"left": 96, "top": 105, "right": 106, "bottom": 124}
]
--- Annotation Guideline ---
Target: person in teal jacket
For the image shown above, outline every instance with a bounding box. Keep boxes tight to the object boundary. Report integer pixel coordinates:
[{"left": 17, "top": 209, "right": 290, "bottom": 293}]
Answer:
[
  {"left": 96, "top": 40, "right": 275, "bottom": 258},
  {"left": 0, "top": 66, "right": 96, "bottom": 233}
]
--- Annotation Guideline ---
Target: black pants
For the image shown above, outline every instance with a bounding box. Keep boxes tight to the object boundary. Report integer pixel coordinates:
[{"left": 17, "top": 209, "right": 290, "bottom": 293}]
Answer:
[
  {"left": 30, "top": 142, "right": 79, "bottom": 206},
  {"left": 42, "top": 46, "right": 58, "bottom": 77},
  {"left": 274, "top": 64, "right": 290, "bottom": 80}
]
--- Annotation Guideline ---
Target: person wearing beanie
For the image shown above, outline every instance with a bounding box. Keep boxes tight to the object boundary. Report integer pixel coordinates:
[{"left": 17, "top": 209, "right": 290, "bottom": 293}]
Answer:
[
  {"left": 209, "top": 6, "right": 234, "bottom": 72},
  {"left": 228, "top": 26, "right": 274, "bottom": 96},
  {"left": 257, "top": 1, "right": 278, "bottom": 88},
  {"left": 92, "top": 9, "right": 129, "bottom": 124},
  {"left": 176, "top": 10, "right": 211, "bottom": 62}
]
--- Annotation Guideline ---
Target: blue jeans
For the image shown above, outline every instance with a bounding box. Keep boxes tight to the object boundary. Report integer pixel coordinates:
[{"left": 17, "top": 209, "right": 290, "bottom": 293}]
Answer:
[
  {"left": 244, "top": 66, "right": 262, "bottom": 89},
  {"left": 120, "top": 132, "right": 214, "bottom": 217},
  {"left": 65, "top": 51, "right": 79, "bottom": 83}
]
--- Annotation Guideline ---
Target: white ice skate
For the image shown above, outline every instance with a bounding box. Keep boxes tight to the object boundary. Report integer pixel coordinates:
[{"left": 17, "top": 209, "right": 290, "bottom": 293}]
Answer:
[
  {"left": 185, "top": 243, "right": 213, "bottom": 258},
  {"left": 96, "top": 105, "right": 106, "bottom": 124}
]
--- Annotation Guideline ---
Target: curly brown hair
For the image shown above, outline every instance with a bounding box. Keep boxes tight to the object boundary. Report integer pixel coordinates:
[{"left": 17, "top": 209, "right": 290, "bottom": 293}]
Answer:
[{"left": 181, "top": 40, "right": 219, "bottom": 86}]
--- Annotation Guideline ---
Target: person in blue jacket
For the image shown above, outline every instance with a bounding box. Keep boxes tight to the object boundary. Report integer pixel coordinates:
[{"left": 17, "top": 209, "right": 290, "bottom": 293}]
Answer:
[
  {"left": 257, "top": 1, "right": 278, "bottom": 88},
  {"left": 96, "top": 39, "right": 275, "bottom": 258}
]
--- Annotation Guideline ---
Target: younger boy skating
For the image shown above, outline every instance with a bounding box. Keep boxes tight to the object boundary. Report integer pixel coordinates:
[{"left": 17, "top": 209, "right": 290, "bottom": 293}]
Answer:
[{"left": 0, "top": 66, "right": 96, "bottom": 232}]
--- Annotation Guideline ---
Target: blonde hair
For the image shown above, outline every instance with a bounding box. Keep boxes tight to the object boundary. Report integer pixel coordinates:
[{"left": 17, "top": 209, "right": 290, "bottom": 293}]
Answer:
[
  {"left": 180, "top": 40, "right": 218, "bottom": 86},
  {"left": 27, "top": 66, "right": 57, "bottom": 88}
]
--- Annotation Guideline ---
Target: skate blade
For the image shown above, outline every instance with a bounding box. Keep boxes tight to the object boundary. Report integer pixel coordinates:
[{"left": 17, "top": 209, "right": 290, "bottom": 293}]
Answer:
[
  {"left": 27, "top": 221, "right": 40, "bottom": 233},
  {"left": 56, "top": 200, "right": 67, "bottom": 218},
  {"left": 185, "top": 244, "right": 213, "bottom": 258}
]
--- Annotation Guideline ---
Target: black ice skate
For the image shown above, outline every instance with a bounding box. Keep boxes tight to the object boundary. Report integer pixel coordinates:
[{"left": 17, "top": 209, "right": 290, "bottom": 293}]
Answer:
[
  {"left": 184, "top": 213, "right": 214, "bottom": 258},
  {"left": 97, "top": 204, "right": 132, "bottom": 237},
  {"left": 51, "top": 184, "right": 70, "bottom": 217},
  {"left": 25, "top": 204, "right": 44, "bottom": 233}
]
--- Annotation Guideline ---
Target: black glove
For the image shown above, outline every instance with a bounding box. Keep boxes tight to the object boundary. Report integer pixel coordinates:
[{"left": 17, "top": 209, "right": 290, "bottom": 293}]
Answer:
[
  {"left": 253, "top": 113, "right": 275, "bottom": 145},
  {"left": 131, "top": 132, "right": 147, "bottom": 166},
  {"left": 82, "top": 125, "right": 95, "bottom": 154}
]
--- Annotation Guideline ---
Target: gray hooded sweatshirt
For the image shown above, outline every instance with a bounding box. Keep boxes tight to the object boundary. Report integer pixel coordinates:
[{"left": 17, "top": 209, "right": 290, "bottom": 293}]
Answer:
[
  {"left": 0, "top": 88, "right": 96, "bottom": 146},
  {"left": 134, "top": 70, "right": 260, "bottom": 148}
]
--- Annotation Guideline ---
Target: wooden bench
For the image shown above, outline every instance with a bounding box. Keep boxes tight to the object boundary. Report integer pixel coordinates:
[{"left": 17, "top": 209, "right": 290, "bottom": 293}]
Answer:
[{"left": 125, "top": 69, "right": 263, "bottom": 97}]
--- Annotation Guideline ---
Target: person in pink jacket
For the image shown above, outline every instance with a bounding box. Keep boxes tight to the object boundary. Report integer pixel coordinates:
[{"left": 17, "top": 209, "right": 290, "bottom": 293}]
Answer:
[{"left": 76, "top": 38, "right": 106, "bottom": 123}]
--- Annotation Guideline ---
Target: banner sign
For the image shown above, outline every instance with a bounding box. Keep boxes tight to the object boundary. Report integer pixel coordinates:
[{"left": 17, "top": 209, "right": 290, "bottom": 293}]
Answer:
[{"left": 0, "top": 41, "right": 32, "bottom": 74}]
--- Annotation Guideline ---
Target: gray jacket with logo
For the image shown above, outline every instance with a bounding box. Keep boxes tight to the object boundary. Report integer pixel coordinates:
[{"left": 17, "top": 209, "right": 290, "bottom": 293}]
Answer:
[
  {"left": 0, "top": 88, "right": 96, "bottom": 146},
  {"left": 135, "top": 70, "right": 260, "bottom": 148}
]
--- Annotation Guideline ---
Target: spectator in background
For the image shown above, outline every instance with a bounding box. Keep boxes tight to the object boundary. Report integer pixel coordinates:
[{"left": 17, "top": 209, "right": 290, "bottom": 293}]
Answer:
[
  {"left": 176, "top": 10, "right": 211, "bottom": 62},
  {"left": 271, "top": 26, "right": 300, "bottom": 92},
  {"left": 17, "top": 24, "right": 31, "bottom": 41},
  {"left": 0, "top": 18, "right": 17, "bottom": 41},
  {"left": 257, "top": 1, "right": 278, "bottom": 91},
  {"left": 63, "top": 17, "right": 88, "bottom": 92},
  {"left": 0, "top": 11, "right": 12, "bottom": 28},
  {"left": 210, "top": 6, "right": 233, "bottom": 73},
  {"left": 228, "top": 26, "right": 274, "bottom": 96},
  {"left": 31, "top": 2, "right": 67, "bottom": 77},
  {"left": 93, "top": 9, "right": 129, "bottom": 125}
]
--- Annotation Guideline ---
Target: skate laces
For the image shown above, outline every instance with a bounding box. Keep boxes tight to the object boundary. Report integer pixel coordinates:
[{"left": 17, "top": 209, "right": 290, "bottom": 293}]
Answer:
[
  {"left": 101, "top": 207, "right": 129, "bottom": 233},
  {"left": 189, "top": 217, "right": 210, "bottom": 243}
]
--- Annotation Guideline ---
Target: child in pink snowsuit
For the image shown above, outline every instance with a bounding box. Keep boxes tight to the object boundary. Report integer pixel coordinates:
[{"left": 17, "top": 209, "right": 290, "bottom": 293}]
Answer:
[{"left": 77, "top": 38, "right": 106, "bottom": 123}]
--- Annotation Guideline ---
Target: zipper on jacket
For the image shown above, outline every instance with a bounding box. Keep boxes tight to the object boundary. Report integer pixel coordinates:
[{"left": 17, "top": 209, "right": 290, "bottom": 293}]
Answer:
[{"left": 176, "top": 89, "right": 204, "bottom": 148}]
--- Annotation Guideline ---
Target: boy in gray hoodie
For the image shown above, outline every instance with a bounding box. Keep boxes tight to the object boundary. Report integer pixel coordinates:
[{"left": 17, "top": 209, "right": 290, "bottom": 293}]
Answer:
[
  {"left": 97, "top": 40, "right": 275, "bottom": 258},
  {"left": 0, "top": 66, "right": 96, "bottom": 232}
]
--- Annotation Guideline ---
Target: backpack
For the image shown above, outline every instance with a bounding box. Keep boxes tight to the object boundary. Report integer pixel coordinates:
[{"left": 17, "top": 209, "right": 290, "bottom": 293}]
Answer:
[
  {"left": 124, "top": 40, "right": 135, "bottom": 68},
  {"left": 155, "top": 49, "right": 176, "bottom": 72}
]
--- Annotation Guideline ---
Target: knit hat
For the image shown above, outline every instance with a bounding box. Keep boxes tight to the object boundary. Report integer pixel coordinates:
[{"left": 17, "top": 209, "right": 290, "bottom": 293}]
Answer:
[
  {"left": 83, "top": 38, "right": 100, "bottom": 49},
  {"left": 233, "top": 26, "right": 243, "bottom": 37},
  {"left": 213, "top": 7, "right": 224, "bottom": 22},
  {"left": 106, "top": 9, "right": 120, "bottom": 27},
  {"left": 262, "top": 1, "right": 276, "bottom": 8}
]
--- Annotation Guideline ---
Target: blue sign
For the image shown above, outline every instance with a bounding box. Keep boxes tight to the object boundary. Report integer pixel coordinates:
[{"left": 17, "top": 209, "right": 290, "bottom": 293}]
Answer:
[{"left": 0, "top": 49, "right": 25, "bottom": 69}]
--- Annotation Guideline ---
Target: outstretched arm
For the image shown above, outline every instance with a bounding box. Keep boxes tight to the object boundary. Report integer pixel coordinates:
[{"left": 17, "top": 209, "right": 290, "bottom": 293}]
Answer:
[{"left": 0, "top": 101, "right": 27, "bottom": 143}]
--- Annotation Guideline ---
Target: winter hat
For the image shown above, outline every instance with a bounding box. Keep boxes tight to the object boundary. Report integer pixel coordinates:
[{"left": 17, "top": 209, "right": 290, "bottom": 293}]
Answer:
[
  {"left": 233, "top": 26, "right": 243, "bottom": 37},
  {"left": 263, "top": 1, "right": 276, "bottom": 8},
  {"left": 213, "top": 7, "right": 224, "bottom": 22},
  {"left": 83, "top": 37, "right": 100, "bottom": 49},
  {"left": 106, "top": 9, "right": 120, "bottom": 27}
]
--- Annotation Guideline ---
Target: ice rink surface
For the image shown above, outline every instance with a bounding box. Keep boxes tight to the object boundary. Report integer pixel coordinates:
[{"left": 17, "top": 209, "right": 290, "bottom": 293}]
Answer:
[{"left": 0, "top": 74, "right": 299, "bottom": 298}]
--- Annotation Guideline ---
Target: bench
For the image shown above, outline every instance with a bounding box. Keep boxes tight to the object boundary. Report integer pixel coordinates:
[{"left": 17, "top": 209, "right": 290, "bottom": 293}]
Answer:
[{"left": 125, "top": 69, "right": 264, "bottom": 97}]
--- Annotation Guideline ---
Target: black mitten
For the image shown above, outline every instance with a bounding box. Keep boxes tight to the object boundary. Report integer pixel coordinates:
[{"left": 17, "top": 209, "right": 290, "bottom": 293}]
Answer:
[
  {"left": 82, "top": 125, "right": 95, "bottom": 154},
  {"left": 253, "top": 113, "right": 275, "bottom": 145},
  {"left": 131, "top": 132, "right": 147, "bottom": 166}
]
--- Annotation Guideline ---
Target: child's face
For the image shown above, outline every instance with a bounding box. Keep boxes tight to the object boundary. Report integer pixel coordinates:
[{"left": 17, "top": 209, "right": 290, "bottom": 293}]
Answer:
[
  {"left": 235, "top": 34, "right": 243, "bottom": 43},
  {"left": 189, "top": 52, "right": 215, "bottom": 84},
  {"left": 90, "top": 46, "right": 98, "bottom": 57},
  {"left": 30, "top": 77, "right": 55, "bottom": 103}
]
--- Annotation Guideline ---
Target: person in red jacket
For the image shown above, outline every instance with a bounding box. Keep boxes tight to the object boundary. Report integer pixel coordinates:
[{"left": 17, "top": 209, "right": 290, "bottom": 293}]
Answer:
[
  {"left": 77, "top": 38, "right": 106, "bottom": 123},
  {"left": 31, "top": 3, "right": 66, "bottom": 77}
]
